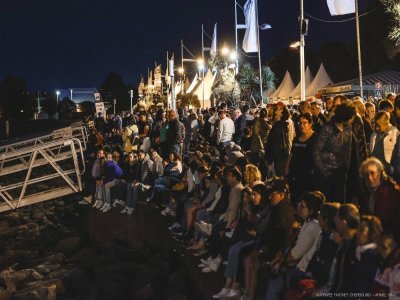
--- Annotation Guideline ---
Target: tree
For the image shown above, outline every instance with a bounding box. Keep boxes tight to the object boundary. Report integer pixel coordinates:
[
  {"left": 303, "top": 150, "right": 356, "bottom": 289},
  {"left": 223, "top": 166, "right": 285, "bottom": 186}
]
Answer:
[
  {"left": 0, "top": 76, "right": 36, "bottom": 119},
  {"left": 80, "top": 101, "right": 95, "bottom": 116},
  {"left": 177, "top": 93, "right": 201, "bottom": 109},
  {"left": 41, "top": 93, "right": 58, "bottom": 118},
  {"left": 237, "top": 63, "right": 276, "bottom": 106},
  {"left": 100, "top": 72, "right": 130, "bottom": 113},
  {"left": 379, "top": 0, "right": 400, "bottom": 59},
  {"left": 212, "top": 68, "right": 241, "bottom": 107},
  {"left": 58, "top": 97, "right": 76, "bottom": 119}
]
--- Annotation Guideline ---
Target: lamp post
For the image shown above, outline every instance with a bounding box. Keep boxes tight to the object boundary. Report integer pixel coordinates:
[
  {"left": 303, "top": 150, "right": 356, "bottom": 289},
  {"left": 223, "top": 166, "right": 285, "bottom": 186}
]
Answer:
[
  {"left": 299, "top": 0, "right": 306, "bottom": 101},
  {"left": 197, "top": 58, "right": 205, "bottom": 108},
  {"left": 70, "top": 89, "right": 73, "bottom": 101},
  {"left": 56, "top": 90, "right": 60, "bottom": 119}
]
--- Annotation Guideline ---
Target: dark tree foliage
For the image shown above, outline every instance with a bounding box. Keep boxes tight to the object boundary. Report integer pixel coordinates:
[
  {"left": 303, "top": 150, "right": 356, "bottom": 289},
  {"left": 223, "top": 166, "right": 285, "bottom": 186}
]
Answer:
[
  {"left": 100, "top": 72, "right": 133, "bottom": 113},
  {"left": 0, "top": 76, "right": 36, "bottom": 119}
]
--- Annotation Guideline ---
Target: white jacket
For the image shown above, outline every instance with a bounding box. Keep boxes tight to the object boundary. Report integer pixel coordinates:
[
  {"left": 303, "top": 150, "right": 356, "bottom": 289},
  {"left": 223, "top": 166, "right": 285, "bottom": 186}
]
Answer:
[
  {"left": 218, "top": 117, "right": 235, "bottom": 144},
  {"left": 370, "top": 125, "right": 400, "bottom": 164}
]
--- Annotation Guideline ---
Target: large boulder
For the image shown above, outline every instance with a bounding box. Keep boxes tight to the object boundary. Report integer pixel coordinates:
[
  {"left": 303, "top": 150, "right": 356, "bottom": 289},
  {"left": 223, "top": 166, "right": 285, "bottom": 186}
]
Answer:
[{"left": 53, "top": 237, "right": 81, "bottom": 256}]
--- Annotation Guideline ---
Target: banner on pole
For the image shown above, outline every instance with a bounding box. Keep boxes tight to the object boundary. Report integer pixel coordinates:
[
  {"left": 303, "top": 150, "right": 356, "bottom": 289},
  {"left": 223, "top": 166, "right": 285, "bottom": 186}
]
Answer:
[
  {"left": 242, "top": 0, "right": 259, "bottom": 53},
  {"left": 327, "top": 0, "right": 355, "bottom": 16}
]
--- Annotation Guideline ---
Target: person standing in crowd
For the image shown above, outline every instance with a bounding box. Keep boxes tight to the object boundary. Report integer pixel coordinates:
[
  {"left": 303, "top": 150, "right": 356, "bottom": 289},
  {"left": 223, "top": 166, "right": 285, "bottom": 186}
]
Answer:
[
  {"left": 84, "top": 149, "right": 105, "bottom": 205},
  {"left": 250, "top": 108, "right": 270, "bottom": 157},
  {"left": 265, "top": 104, "right": 295, "bottom": 177},
  {"left": 120, "top": 152, "right": 138, "bottom": 215},
  {"left": 287, "top": 112, "right": 318, "bottom": 205},
  {"left": 234, "top": 107, "right": 247, "bottom": 145},
  {"left": 314, "top": 102, "right": 359, "bottom": 203},
  {"left": 178, "top": 107, "right": 191, "bottom": 158},
  {"left": 217, "top": 110, "right": 235, "bottom": 162},
  {"left": 166, "top": 110, "right": 184, "bottom": 156},
  {"left": 350, "top": 98, "right": 369, "bottom": 163},
  {"left": 310, "top": 100, "right": 328, "bottom": 133},
  {"left": 358, "top": 101, "right": 374, "bottom": 145},
  {"left": 370, "top": 111, "right": 400, "bottom": 173}
]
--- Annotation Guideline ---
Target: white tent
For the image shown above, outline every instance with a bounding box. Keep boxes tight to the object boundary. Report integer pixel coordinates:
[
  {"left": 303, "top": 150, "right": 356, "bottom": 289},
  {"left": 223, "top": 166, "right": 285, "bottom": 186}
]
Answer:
[
  {"left": 289, "top": 66, "right": 314, "bottom": 99},
  {"left": 306, "top": 63, "right": 333, "bottom": 98},
  {"left": 186, "top": 74, "right": 199, "bottom": 94},
  {"left": 270, "top": 71, "right": 295, "bottom": 100},
  {"left": 192, "top": 69, "right": 216, "bottom": 108}
]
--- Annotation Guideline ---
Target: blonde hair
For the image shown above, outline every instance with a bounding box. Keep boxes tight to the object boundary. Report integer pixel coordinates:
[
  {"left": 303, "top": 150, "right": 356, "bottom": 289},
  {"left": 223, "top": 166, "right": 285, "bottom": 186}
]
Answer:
[
  {"left": 244, "top": 164, "right": 261, "bottom": 187},
  {"left": 352, "top": 99, "right": 366, "bottom": 116}
]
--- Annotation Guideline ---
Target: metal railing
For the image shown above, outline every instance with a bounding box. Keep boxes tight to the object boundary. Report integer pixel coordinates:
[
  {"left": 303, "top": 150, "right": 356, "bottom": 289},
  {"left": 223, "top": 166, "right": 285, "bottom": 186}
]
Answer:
[{"left": 0, "top": 137, "right": 85, "bottom": 212}]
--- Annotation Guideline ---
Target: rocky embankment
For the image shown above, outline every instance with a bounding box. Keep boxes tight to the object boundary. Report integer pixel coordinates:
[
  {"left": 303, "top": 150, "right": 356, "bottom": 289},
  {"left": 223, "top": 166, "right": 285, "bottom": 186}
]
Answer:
[{"left": 0, "top": 195, "right": 223, "bottom": 300}]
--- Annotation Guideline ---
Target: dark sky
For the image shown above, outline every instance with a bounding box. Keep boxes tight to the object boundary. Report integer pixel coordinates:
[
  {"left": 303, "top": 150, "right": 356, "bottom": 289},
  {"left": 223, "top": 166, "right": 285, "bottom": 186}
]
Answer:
[{"left": 0, "top": 0, "right": 373, "bottom": 90}]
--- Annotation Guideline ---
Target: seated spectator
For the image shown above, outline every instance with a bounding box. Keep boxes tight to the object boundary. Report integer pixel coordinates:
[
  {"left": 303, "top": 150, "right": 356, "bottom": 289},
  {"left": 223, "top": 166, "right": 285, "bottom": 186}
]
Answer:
[
  {"left": 359, "top": 157, "right": 400, "bottom": 234},
  {"left": 265, "top": 191, "right": 324, "bottom": 300},
  {"left": 99, "top": 151, "right": 123, "bottom": 213},
  {"left": 120, "top": 152, "right": 138, "bottom": 214}
]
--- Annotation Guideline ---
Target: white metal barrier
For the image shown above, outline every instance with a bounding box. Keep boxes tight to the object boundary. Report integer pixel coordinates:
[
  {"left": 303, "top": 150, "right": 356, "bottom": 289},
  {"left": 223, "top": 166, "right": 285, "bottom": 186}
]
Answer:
[
  {"left": 0, "top": 137, "right": 85, "bottom": 212},
  {"left": 0, "top": 126, "right": 88, "bottom": 175}
]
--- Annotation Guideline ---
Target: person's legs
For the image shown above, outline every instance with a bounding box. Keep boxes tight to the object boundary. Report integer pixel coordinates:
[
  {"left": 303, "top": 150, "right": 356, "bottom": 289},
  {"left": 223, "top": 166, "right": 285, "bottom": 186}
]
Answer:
[
  {"left": 104, "top": 181, "right": 114, "bottom": 204},
  {"left": 126, "top": 183, "right": 134, "bottom": 208},
  {"left": 132, "top": 183, "right": 143, "bottom": 209}
]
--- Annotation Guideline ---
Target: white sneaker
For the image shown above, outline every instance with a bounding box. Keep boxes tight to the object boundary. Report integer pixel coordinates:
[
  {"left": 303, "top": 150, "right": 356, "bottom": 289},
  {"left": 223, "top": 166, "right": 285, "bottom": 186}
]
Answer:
[
  {"left": 207, "top": 256, "right": 222, "bottom": 272},
  {"left": 168, "top": 222, "right": 180, "bottom": 231},
  {"left": 120, "top": 207, "right": 128, "bottom": 214},
  {"left": 200, "top": 256, "right": 213, "bottom": 265},
  {"left": 126, "top": 208, "right": 134, "bottom": 215},
  {"left": 102, "top": 204, "right": 112, "bottom": 213},
  {"left": 78, "top": 200, "right": 89, "bottom": 205},
  {"left": 226, "top": 289, "right": 241, "bottom": 298},
  {"left": 95, "top": 201, "right": 104, "bottom": 209},
  {"left": 92, "top": 200, "right": 100, "bottom": 208},
  {"left": 83, "top": 195, "right": 92, "bottom": 202},
  {"left": 201, "top": 266, "right": 213, "bottom": 273},
  {"left": 99, "top": 203, "right": 107, "bottom": 210},
  {"left": 212, "top": 288, "right": 231, "bottom": 298},
  {"left": 161, "top": 207, "right": 171, "bottom": 216}
]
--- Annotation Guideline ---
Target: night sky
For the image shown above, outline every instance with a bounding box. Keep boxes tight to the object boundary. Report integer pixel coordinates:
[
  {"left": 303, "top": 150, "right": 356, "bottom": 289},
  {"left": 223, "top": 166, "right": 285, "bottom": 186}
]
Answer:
[{"left": 0, "top": 0, "right": 373, "bottom": 91}]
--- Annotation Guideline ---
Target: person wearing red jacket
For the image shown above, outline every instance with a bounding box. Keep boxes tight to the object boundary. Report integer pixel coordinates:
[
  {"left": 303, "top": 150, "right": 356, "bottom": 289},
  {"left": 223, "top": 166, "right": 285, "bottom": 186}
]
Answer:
[{"left": 359, "top": 157, "right": 400, "bottom": 235}]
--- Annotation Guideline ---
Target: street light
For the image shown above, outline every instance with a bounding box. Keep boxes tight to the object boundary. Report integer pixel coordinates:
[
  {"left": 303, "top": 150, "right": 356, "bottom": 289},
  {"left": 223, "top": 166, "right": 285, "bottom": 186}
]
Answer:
[
  {"left": 70, "top": 89, "right": 73, "bottom": 101},
  {"left": 178, "top": 67, "right": 184, "bottom": 74},
  {"left": 221, "top": 46, "right": 230, "bottom": 56},
  {"left": 55, "top": 90, "right": 60, "bottom": 119},
  {"left": 259, "top": 24, "right": 272, "bottom": 30},
  {"left": 197, "top": 58, "right": 205, "bottom": 70},
  {"left": 290, "top": 41, "right": 301, "bottom": 48},
  {"left": 229, "top": 51, "right": 237, "bottom": 61}
]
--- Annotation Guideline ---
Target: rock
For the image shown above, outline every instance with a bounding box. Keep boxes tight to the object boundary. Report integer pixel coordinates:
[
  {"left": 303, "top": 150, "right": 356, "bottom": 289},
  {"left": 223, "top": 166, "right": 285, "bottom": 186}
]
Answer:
[
  {"left": 31, "top": 271, "right": 44, "bottom": 280},
  {"left": 53, "top": 237, "right": 81, "bottom": 256},
  {"left": 45, "top": 253, "right": 66, "bottom": 264},
  {"left": 31, "top": 209, "right": 45, "bottom": 221},
  {"left": 13, "top": 279, "right": 65, "bottom": 300},
  {"left": 0, "top": 220, "right": 9, "bottom": 231}
]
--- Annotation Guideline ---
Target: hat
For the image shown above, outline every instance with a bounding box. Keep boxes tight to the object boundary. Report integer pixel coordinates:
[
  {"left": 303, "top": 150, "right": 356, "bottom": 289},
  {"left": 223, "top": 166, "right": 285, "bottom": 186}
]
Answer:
[{"left": 267, "top": 177, "right": 289, "bottom": 194}]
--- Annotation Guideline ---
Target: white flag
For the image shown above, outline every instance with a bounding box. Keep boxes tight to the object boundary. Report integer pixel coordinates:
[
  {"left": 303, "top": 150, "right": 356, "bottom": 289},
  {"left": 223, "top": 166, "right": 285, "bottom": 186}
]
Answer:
[
  {"left": 242, "top": 0, "right": 259, "bottom": 53},
  {"left": 327, "top": 0, "right": 355, "bottom": 16},
  {"left": 210, "top": 23, "right": 217, "bottom": 57}
]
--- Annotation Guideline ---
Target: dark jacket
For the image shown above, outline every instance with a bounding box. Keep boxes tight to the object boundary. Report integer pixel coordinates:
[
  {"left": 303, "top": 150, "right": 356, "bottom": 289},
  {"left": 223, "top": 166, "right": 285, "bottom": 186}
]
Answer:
[
  {"left": 307, "top": 231, "right": 338, "bottom": 287},
  {"left": 352, "top": 114, "right": 368, "bottom": 163},
  {"left": 210, "top": 184, "right": 231, "bottom": 216},
  {"left": 123, "top": 162, "right": 137, "bottom": 182},
  {"left": 256, "top": 199, "right": 296, "bottom": 260},
  {"left": 265, "top": 119, "right": 291, "bottom": 162},
  {"left": 166, "top": 119, "right": 182, "bottom": 148},
  {"left": 332, "top": 237, "right": 358, "bottom": 293}
]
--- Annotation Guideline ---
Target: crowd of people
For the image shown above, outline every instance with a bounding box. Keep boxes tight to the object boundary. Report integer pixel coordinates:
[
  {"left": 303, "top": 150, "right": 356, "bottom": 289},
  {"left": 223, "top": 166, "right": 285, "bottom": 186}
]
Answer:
[{"left": 80, "top": 92, "right": 400, "bottom": 299}]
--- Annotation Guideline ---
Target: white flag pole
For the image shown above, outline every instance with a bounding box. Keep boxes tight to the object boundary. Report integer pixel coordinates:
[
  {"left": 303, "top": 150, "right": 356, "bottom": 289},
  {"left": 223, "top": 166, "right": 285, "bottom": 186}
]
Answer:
[
  {"left": 300, "top": 0, "right": 306, "bottom": 102},
  {"left": 235, "top": 0, "right": 239, "bottom": 75},
  {"left": 355, "top": 0, "right": 363, "bottom": 99},
  {"left": 255, "top": 0, "right": 263, "bottom": 104},
  {"left": 202, "top": 24, "right": 205, "bottom": 108}
]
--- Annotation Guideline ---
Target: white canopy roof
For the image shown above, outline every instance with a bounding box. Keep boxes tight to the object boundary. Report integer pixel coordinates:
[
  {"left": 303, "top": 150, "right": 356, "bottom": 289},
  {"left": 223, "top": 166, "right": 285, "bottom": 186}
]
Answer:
[
  {"left": 186, "top": 74, "right": 198, "bottom": 94},
  {"left": 270, "top": 71, "right": 295, "bottom": 100},
  {"left": 289, "top": 66, "right": 314, "bottom": 99},
  {"left": 306, "top": 63, "right": 333, "bottom": 97},
  {"left": 192, "top": 69, "right": 216, "bottom": 108}
]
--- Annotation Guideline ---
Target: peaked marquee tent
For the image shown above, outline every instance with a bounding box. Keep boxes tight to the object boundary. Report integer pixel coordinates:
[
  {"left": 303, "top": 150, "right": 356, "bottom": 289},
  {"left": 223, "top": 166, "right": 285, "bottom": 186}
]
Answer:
[
  {"left": 289, "top": 67, "right": 314, "bottom": 99},
  {"left": 192, "top": 69, "right": 216, "bottom": 108},
  {"left": 306, "top": 63, "right": 333, "bottom": 98},
  {"left": 270, "top": 71, "right": 295, "bottom": 100}
]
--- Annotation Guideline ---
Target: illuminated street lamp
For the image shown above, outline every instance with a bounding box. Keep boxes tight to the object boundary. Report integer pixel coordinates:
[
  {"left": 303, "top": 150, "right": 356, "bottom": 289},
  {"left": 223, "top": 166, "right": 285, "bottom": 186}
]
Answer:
[
  {"left": 229, "top": 51, "right": 237, "bottom": 61},
  {"left": 197, "top": 58, "right": 205, "bottom": 70},
  {"left": 290, "top": 41, "right": 301, "bottom": 48},
  {"left": 221, "top": 46, "right": 230, "bottom": 56}
]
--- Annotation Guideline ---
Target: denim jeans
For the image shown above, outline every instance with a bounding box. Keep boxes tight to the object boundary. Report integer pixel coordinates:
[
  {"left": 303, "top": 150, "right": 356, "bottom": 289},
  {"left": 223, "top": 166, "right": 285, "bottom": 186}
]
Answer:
[
  {"left": 95, "top": 184, "right": 105, "bottom": 201},
  {"left": 127, "top": 182, "right": 149, "bottom": 209},
  {"left": 104, "top": 179, "right": 120, "bottom": 204},
  {"left": 265, "top": 268, "right": 305, "bottom": 300},
  {"left": 224, "top": 241, "right": 255, "bottom": 278}
]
